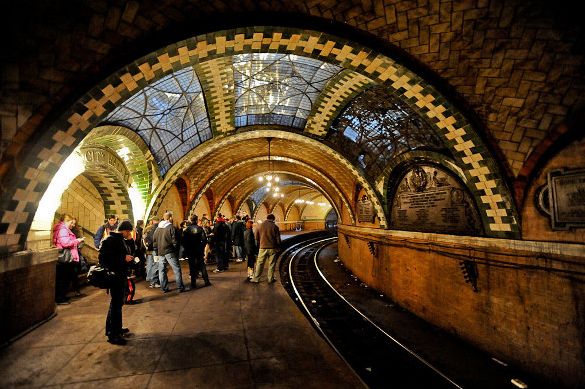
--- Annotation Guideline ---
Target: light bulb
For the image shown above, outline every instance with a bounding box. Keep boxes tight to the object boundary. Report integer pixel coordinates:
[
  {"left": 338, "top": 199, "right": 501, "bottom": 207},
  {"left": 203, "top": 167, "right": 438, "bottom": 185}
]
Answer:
[
  {"left": 267, "top": 182, "right": 272, "bottom": 187},
  {"left": 265, "top": 187, "right": 270, "bottom": 192},
  {"left": 258, "top": 176, "right": 264, "bottom": 182},
  {"left": 266, "top": 175, "right": 273, "bottom": 181},
  {"left": 280, "top": 193, "right": 284, "bottom": 198},
  {"left": 274, "top": 176, "right": 280, "bottom": 182},
  {"left": 274, "top": 187, "right": 279, "bottom": 192}
]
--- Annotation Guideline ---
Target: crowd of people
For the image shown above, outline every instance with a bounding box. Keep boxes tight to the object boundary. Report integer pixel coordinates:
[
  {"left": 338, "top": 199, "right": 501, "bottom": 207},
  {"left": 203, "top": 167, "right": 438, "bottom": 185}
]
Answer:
[{"left": 53, "top": 210, "right": 281, "bottom": 345}]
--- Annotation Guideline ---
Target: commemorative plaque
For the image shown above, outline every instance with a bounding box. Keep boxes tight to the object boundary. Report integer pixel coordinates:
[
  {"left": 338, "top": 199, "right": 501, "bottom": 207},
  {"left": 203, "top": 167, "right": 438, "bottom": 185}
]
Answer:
[
  {"left": 357, "top": 194, "right": 375, "bottom": 223},
  {"left": 537, "top": 169, "right": 585, "bottom": 230},
  {"left": 390, "top": 165, "right": 482, "bottom": 235}
]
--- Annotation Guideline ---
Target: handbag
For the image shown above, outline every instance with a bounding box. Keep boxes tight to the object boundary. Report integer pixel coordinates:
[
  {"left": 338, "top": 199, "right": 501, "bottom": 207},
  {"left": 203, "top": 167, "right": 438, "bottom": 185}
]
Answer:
[
  {"left": 87, "top": 265, "right": 116, "bottom": 289},
  {"left": 78, "top": 255, "right": 89, "bottom": 273},
  {"left": 57, "top": 248, "right": 73, "bottom": 263}
]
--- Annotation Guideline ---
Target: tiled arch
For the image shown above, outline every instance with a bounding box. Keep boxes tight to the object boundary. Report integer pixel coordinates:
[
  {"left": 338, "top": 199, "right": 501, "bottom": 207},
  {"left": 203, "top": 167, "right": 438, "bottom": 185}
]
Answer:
[
  {"left": 81, "top": 171, "right": 134, "bottom": 222},
  {"left": 1, "top": 26, "right": 519, "bottom": 253},
  {"left": 211, "top": 167, "right": 346, "bottom": 225},
  {"left": 148, "top": 130, "right": 375, "bottom": 226}
]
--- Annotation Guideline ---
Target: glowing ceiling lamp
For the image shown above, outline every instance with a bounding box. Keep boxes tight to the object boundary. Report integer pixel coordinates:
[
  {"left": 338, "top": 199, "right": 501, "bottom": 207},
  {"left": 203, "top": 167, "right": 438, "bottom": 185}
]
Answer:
[
  {"left": 294, "top": 186, "right": 305, "bottom": 204},
  {"left": 258, "top": 137, "right": 280, "bottom": 193}
]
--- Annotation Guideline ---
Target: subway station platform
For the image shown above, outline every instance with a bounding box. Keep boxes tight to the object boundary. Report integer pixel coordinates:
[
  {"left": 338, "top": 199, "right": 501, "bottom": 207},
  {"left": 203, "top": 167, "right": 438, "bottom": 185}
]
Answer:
[{"left": 0, "top": 243, "right": 363, "bottom": 388}]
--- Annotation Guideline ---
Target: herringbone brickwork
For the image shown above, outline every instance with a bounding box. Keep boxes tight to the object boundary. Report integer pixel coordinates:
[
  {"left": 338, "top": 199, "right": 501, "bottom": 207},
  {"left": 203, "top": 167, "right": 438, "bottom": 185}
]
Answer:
[{"left": 1, "top": 1, "right": 583, "bottom": 177}]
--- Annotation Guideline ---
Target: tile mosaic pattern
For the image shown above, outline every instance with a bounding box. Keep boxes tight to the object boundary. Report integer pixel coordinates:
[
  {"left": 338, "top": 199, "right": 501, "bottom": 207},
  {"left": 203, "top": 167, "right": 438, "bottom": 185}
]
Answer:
[
  {"left": 2, "top": 27, "right": 519, "bottom": 253},
  {"left": 196, "top": 58, "right": 236, "bottom": 135},
  {"left": 84, "top": 127, "right": 155, "bottom": 206},
  {"left": 82, "top": 170, "right": 133, "bottom": 222},
  {"left": 305, "top": 69, "right": 374, "bottom": 136}
]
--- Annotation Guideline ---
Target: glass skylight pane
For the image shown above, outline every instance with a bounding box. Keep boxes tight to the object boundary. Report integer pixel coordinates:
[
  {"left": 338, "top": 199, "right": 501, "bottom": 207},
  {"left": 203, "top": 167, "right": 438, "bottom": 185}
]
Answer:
[
  {"left": 330, "top": 85, "right": 444, "bottom": 179},
  {"left": 105, "top": 66, "right": 211, "bottom": 175},
  {"left": 233, "top": 53, "right": 341, "bottom": 129}
]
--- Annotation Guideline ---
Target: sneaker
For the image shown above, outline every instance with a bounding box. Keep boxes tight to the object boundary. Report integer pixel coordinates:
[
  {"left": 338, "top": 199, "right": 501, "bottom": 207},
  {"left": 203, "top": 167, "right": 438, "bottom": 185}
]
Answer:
[
  {"left": 162, "top": 289, "right": 170, "bottom": 293},
  {"left": 120, "top": 327, "right": 130, "bottom": 334},
  {"left": 153, "top": 283, "right": 161, "bottom": 288},
  {"left": 235, "top": 259, "right": 243, "bottom": 263},
  {"left": 267, "top": 279, "right": 276, "bottom": 284},
  {"left": 56, "top": 300, "right": 70, "bottom": 305},
  {"left": 213, "top": 269, "right": 224, "bottom": 273},
  {"left": 178, "top": 287, "right": 190, "bottom": 293}
]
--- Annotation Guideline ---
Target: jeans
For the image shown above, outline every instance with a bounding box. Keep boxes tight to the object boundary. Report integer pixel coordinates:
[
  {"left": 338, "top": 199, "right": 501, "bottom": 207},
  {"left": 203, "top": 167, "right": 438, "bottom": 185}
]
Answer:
[
  {"left": 187, "top": 252, "right": 210, "bottom": 287},
  {"left": 252, "top": 248, "right": 278, "bottom": 282},
  {"left": 234, "top": 245, "right": 244, "bottom": 260},
  {"left": 145, "top": 253, "right": 159, "bottom": 285},
  {"left": 215, "top": 241, "right": 229, "bottom": 270},
  {"left": 158, "top": 252, "right": 185, "bottom": 291}
]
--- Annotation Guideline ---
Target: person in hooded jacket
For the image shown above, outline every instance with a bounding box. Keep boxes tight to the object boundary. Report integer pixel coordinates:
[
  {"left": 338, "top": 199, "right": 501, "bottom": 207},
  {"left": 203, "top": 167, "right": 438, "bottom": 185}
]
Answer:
[
  {"left": 153, "top": 211, "right": 187, "bottom": 293},
  {"left": 99, "top": 219, "right": 135, "bottom": 345}
]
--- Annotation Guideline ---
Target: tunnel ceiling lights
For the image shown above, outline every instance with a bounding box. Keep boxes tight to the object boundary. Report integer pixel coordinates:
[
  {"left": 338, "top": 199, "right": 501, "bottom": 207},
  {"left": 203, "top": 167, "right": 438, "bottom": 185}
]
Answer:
[{"left": 258, "top": 137, "right": 284, "bottom": 198}]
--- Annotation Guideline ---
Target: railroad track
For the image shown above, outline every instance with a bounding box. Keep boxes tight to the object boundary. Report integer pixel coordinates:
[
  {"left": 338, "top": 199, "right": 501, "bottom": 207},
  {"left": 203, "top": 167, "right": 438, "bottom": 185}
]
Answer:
[{"left": 279, "top": 236, "right": 460, "bottom": 389}]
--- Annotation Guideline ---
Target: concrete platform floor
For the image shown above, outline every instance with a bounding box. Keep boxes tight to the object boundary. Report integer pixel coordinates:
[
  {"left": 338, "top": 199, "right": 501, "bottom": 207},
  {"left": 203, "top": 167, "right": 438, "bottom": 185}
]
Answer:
[{"left": 0, "top": 259, "right": 363, "bottom": 388}]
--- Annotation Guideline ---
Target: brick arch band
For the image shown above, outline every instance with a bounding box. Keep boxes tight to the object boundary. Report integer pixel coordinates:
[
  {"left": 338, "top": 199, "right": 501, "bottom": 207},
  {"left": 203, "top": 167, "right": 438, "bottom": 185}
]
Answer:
[
  {"left": 82, "top": 171, "right": 134, "bottom": 222},
  {"left": 0, "top": 26, "right": 519, "bottom": 253}
]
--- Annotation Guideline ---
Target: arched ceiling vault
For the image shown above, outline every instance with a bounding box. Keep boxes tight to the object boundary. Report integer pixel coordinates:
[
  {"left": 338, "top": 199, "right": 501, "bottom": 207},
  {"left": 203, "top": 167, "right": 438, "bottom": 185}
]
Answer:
[
  {"left": 181, "top": 156, "right": 353, "bottom": 225},
  {"left": 212, "top": 171, "right": 340, "bottom": 222},
  {"left": 149, "top": 130, "right": 383, "bottom": 226},
  {"left": 185, "top": 155, "right": 348, "bottom": 213},
  {"left": 2, "top": 25, "right": 524, "bottom": 252}
]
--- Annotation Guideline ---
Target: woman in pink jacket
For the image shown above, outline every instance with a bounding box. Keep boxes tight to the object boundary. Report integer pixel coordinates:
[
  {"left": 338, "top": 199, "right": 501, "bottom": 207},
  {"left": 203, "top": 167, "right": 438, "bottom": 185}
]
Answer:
[{"left": 53, "top": 214, "right": 84, "bottom": 304}]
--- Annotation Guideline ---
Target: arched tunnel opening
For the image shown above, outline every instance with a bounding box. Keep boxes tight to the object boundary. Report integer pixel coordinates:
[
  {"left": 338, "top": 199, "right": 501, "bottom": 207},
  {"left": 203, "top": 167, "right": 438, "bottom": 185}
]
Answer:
[{"left": 1, "top": 9, "right": 584, "bottom": 388}]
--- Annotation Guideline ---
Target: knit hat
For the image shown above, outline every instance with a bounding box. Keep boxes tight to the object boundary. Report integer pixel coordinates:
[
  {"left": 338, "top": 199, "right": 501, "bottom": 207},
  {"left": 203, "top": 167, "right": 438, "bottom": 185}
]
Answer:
[{"left": 117, "top": 220, "right": 133, "bottom": 231}]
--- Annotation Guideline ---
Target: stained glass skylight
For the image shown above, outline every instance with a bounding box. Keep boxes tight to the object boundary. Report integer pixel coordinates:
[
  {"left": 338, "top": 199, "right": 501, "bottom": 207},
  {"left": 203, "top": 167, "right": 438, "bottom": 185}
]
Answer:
[
  {"left": 328, "top": 85, "right": 445, "bottom": 179},
  {"left": 105, "top": 67, "right": 211, "bottom": 175},
  {"left": 233, "top": 53, "right": 341, "bottom": 128}
]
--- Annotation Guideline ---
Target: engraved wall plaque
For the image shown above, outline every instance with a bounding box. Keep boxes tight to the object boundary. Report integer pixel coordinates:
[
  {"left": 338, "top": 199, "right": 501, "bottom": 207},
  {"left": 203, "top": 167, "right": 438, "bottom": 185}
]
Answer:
[
  {"left": 357, "top": 194, "right": 375, "bottom": 223},
  {"left": 538, "top": 169, "right": 585, "bottom": 230},
  {"left": 389, "top": 165, "right": 482, "bottom": 235}
]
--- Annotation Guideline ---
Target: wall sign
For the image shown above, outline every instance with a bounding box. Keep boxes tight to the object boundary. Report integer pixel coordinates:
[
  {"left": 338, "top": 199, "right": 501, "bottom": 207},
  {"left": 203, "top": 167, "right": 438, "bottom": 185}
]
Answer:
[
  {"left": 357, "top": 194, "right": 375, "bottom": 223},
  {"left": 537, "top": 169, "right": 585, "bottom": 230},
  {"left": 390, "top": 165, "right": 482, "bottom": 235}
]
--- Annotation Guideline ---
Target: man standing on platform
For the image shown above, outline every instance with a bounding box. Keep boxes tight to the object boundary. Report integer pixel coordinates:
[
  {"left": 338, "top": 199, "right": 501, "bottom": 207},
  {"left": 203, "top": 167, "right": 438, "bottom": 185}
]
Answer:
[
  {"left": 182, "top": 215, "right": 211, "bottom": 289},
  {"left": 99, "top": 219, "right": 135, "bottom": 345},
  {"left": 250, "top": 214, "right": 281, "bottom": 284},
  {"left": 153, "top": 211, "right": 187, "bottom": 293},
  {"left": 142, "top": 216, "right": 160, "bottom": 288}
]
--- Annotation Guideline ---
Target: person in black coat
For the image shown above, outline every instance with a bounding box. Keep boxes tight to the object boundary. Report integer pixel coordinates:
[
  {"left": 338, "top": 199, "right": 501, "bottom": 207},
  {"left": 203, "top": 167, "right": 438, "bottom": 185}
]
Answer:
[
  {"left": 98, "top": 220, "right": 135, "bottom": 345},
  {"left": 212, "top": 217, "right": 231, "bottom": 272},
  {"left": 182, "top": 215, "right": 211, "bottom": 288},
  {"left": 243, "top": 219, "right": 258, "bottom": 280}
]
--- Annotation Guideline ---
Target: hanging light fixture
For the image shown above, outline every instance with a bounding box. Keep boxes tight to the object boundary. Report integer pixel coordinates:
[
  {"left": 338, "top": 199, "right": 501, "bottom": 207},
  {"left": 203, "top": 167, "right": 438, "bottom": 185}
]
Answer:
[
  {"left": 294, "top": 186, "right": 305, "bottom": 204},
  {"left": 258, "top": 137, "right": 281, "bottom": 193}
]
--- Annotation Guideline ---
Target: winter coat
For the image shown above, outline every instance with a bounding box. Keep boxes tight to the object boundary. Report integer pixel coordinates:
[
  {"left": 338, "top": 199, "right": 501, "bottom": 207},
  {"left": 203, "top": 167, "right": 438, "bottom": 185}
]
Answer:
[
  {"left": 231, "top": 220, "right": 246, "bottom": 246},
  {"left": 98, "top": 232, "right": 134, "bottom": 276},
  {"left": 182, "top": 224, "right": 206, "bottom": 256},
  {"left": 153, "top": 220, "right": 177, "bottom": 256},
  {"left": 254, "top": 220, "right": 281, "bottom": 249},
  {"left": 94, "top": 222, "right": 118, "bottom": 248},
  {"left": 53, "top": 221, "right": 81, "bottom": 262},
  {"left": 244, "top": 229, "right": 258, "bottom": 256}
]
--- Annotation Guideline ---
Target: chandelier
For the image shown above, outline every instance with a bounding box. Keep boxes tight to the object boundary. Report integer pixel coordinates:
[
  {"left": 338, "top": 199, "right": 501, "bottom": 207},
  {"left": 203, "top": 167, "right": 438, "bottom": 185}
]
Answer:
[{"left": 258, "top": 138, "right": 284, "bottom": 198}]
